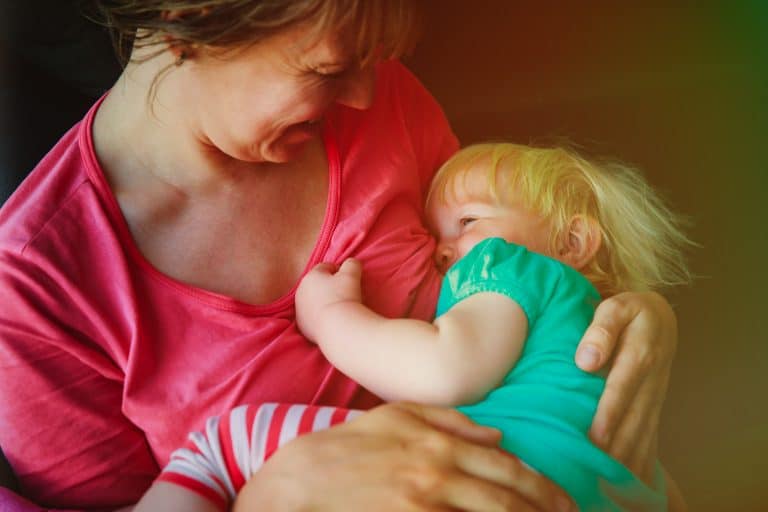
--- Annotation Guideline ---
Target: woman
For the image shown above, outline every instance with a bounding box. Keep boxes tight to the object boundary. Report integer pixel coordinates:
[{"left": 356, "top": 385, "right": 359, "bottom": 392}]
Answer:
[{"left": 0, "top": 1, "right": 678, "bottom": 510}]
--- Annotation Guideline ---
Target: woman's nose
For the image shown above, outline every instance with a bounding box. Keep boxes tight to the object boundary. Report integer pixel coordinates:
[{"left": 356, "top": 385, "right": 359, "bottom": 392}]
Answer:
[
  {"left": 434, "top": 242, "right": 456, "bottom": 274},
  {"left": 335, "top": 65, "right": 376, "bottom": 110}
]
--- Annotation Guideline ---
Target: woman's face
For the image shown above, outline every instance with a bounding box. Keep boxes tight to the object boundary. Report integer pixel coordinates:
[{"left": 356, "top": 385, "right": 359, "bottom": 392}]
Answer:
[{"left": 182, "top": 23, "right": 376, "bottom": 163}]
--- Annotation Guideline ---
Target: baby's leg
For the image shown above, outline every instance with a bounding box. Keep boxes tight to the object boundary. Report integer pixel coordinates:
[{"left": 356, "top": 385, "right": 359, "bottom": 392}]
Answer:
[{"left": 156, "top": 403, "right": 361, "bottom": 510}]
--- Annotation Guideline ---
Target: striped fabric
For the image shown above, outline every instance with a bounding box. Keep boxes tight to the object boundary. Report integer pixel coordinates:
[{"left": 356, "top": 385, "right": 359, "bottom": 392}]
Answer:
[{"left": 157, "top": 403, "right": 361, "bottom": 510}]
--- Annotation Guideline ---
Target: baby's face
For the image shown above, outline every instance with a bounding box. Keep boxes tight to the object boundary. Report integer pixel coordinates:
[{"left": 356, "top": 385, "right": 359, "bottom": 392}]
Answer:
[{"left": 427, "top": 193, "right": 553, "bottom": 274}]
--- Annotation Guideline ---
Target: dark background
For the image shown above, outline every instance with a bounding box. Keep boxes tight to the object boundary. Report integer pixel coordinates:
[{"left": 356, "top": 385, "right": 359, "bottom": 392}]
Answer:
[
  {"left": 408, "top": 3, "right": 767, "bottom": 511},
  {"left": 0, "top": 0, "right": 120, "bottom": 203},
  {"left": 1, "top": 2, "right": 766, "bottom": 511}
]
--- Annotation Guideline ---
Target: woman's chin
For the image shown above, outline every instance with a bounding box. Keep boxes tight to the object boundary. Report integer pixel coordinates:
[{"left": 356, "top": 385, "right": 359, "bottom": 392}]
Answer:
[
  {"left": 262, "top": 142, "right": 309, "bottom": 164},
  {"left": 266, "top": 127, "right": 320, "bottom": 163},
  {"left": 232, "top": 123, "right": 319, "bottom": 164}
]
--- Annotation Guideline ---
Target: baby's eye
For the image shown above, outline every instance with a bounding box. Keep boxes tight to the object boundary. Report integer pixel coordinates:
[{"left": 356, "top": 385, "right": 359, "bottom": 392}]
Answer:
[{"left": 459, "top": 217, "right": 477, "bottom": 227}]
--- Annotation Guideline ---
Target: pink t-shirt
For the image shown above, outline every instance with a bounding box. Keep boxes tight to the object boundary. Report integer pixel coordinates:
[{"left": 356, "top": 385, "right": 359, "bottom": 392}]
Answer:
[{"left": 0, "top": 60, "right": 458, "bottom": 509}]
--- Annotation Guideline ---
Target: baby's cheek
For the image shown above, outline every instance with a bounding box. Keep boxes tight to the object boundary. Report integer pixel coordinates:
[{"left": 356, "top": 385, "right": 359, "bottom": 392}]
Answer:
[{"left": 457, "top": 235, "right": 482, "bottom": 260}]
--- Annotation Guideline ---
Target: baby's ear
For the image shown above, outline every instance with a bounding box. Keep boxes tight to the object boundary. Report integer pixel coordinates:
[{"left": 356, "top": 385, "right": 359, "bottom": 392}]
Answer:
[{"left": 556, "top": 215, "right": 602, "bottom": 270}]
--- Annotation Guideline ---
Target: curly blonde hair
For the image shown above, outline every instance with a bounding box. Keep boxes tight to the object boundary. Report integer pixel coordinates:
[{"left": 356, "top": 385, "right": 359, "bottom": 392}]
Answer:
[{"left": 426, "top": 142, "right": 695, "bottom": 296}]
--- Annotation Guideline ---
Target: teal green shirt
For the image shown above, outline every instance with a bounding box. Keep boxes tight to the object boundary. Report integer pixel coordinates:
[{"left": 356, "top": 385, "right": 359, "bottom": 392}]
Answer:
[{"left": 438, "top": 238, "right": 666, "bottom": 511}]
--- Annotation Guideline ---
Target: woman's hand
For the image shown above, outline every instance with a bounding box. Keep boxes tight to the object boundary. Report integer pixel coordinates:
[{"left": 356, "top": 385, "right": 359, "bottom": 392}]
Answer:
[
  {"left": 575, "top": 291, "right": 677, "bottom": 482},
  {"left": 233, "top": 402, "right": 575, "bottom": 512}
]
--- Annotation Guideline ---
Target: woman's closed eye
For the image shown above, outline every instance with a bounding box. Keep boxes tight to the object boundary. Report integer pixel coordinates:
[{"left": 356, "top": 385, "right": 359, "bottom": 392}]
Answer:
[
  {"left": 315, "top": 69, "right": 347, "bottom": 80},
  {"left": 312, "top": 62, "right": 352, "bottom": 80},
  {"left": 459, "top": 217, "right": 477, "bottom": 227}
]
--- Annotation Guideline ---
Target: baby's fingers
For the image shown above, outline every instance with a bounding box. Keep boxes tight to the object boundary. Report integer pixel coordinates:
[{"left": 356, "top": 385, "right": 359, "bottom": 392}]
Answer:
[
  {"left": 310, "top": 262, "right": 339, "bottom": 275},
  {"left": 337, "top": 258, "right": 363, "bottom": 279}
]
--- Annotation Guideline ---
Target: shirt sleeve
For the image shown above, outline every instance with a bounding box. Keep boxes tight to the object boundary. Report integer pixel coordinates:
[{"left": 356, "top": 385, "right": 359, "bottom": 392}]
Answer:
[
  {"left": 0, "top": 253, "right": 159, "bottom": 509},
  {"left": 383, "top": 60, "right": 460, "bottom": 195},
  {"left": 156, "top": 403, "right": 360, "bottom": 510},
  {"left": 436, "top": 238, "right": 567, "bottom": 324}
]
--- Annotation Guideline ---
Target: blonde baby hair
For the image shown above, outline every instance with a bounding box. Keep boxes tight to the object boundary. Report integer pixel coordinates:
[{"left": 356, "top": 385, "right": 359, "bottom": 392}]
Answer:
[{"left": 426, "top": 142, "right": 695, "bottom": 296}]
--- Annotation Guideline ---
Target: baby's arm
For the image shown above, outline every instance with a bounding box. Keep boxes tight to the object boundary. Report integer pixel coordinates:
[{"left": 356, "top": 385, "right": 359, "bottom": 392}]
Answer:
[
  {"left": 133, "top": 404, "right": 359, "bottom": 512},
  {"left": 131, "top": 481, "right": 221, "bottom": 512},
  {"left": 295, "top": 259, "right": 528, "bottom": 405}
]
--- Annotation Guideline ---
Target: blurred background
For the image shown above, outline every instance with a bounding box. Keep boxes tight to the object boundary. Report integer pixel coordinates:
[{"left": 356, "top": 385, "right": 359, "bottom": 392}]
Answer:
[
  {"left": 0, "top": 1, "right": 120, "bottom": 203},
  {"left": 408, "top": 2, "right": 767, "bottom": 511},
  {"left": 1, "top": 1, "right": 766, "bottom": 511}
]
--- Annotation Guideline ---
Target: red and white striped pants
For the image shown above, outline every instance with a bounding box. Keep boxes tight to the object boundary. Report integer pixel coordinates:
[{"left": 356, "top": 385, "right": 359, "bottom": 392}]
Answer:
[{"left": 157, "top": 403, "right": 361, "bottom": 510}]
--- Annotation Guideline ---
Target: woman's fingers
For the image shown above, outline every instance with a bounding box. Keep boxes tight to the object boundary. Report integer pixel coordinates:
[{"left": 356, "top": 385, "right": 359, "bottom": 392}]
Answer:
[
  {"left": 576, "top": 295, "right": 639, "bottom": 372},
  {"left": 438, "top": 470, "right": 551, "bottom": 512},
  {"left": 623, "top": 427, "right": 659, "bottom": 487},
  {"left": 581, "top": 292, "right": 678, "bottom": 456},
  {"left": 452, "top": 446, "right": 575, "bottom": 512},
  {"left": 607, "top": 363, "right": 667, "bottom": 482},
  {"left": 255, "top": 402, "right": 576, "bottom": 512},
  {"left": 396, "top": 402, "right": 502, "bottom": 446},
  {"left": 379, "top": 403, "right": 576, "bottom": 511},
  {"left": 589, "top": 336, "right": 647, "bottom": 447}
]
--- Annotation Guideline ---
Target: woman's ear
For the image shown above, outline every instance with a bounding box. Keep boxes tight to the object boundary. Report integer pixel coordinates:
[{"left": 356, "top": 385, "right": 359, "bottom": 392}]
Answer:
[{"left": 557, "top": 215, "right": 602, "bottom": 270}]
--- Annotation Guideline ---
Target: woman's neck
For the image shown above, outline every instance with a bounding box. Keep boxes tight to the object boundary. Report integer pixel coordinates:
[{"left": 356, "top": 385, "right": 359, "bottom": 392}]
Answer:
[{"left": 93, "top": 52, "right": 261, "bottom": 197}]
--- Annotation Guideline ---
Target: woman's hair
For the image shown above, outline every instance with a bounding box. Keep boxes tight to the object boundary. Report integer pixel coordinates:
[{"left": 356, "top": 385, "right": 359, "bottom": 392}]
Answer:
[
  {"left": 426, "top": 142, "right": 695, "bottom": 296},
  {"left": 89, "top": 0, "right": 419, "bottom": 66}
]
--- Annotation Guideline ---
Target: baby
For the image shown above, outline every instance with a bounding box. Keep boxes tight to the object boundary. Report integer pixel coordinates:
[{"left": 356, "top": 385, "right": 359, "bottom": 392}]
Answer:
[{"left": 136, "top": 142, "right": 693, "bottom": 511}]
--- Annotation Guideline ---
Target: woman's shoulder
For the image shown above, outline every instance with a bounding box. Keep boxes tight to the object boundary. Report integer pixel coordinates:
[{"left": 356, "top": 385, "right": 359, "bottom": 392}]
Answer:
[
  {"left": 373, "top": 60, "right": 448, "bottom": 121},
  {"left": 0, "top": 120, "right": 90, "bottom": 254},
  {"left": 375, "top": 60, "right": 425, "bottom": 91},
  {"left": 0, "top": 99, "right": 120, "bottom": 273},
  {"left": 330, "top": 60, "right": 457, "bottom": 190}
]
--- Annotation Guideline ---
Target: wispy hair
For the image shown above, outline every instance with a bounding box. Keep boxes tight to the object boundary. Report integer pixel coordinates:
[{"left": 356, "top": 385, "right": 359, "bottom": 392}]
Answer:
[{"left": 426, "top": 142, "right": 695, "bottom": 296}]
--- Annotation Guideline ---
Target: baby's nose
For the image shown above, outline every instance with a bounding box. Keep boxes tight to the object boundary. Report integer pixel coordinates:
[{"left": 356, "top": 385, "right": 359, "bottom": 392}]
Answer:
[{"left": 434, "top": 242, "right": 456, "bottom": 274}]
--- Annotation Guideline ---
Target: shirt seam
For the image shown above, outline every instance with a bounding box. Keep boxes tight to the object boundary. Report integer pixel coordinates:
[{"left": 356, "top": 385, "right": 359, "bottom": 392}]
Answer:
[
  {"left": 453, "top": 279, "right": 539, "bottom": 326},
  {"left": 19, "top": 178, "right": 92, "bottom": 257}
]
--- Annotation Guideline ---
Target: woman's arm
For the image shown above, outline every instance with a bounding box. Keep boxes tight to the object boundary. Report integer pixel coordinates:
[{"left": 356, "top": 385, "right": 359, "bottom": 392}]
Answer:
[
  {"left": 0, "top": 304, "right": 159, "bottom": 509},
  {"left": 296, "top": 259, "right": 528, "bottom": 405},
  {"left": 132, "top": 402, "right": 575, "bottom": 512},
  {"left": 575, "top": 292, "right": 678, "bottom": 484},
  {"left": 233, "top": 402, "right": 575, "bottom": 512}
]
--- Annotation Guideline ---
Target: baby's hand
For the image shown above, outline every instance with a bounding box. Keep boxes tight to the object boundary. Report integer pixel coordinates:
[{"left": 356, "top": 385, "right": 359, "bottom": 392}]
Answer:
[{"left": 295, "top": 259, "right": 363, "bottom": 342}]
